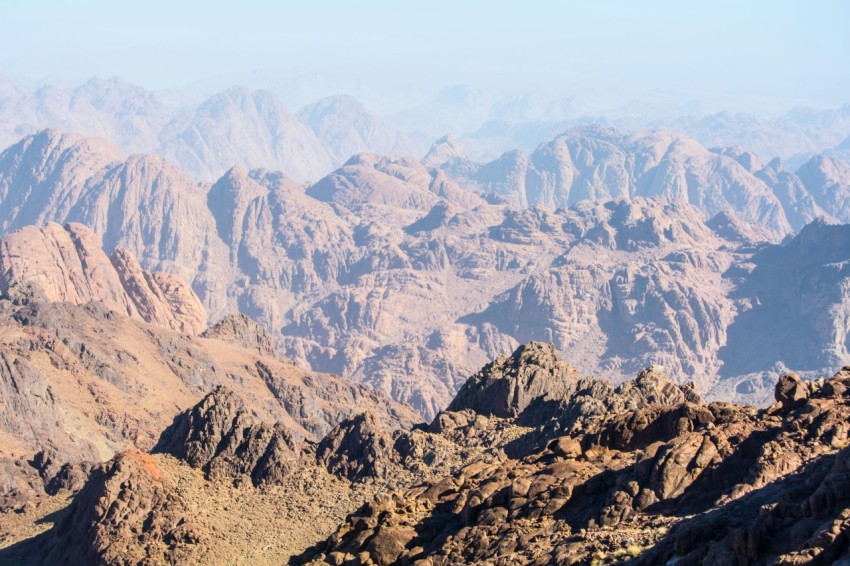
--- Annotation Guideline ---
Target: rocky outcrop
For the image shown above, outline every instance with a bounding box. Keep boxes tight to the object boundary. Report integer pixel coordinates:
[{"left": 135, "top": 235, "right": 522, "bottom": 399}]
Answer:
[
  {"left": 35, "top": 450, "right": 186, "bottom": 565},
  {"left": 109, "top": 247, "right": 207, "bottom": 334},
  {"left": 6, "top": 345, "right": 850, "bottom": 565},
  {"left": 316, "top": 413, "right": 397, "bottom": 482},
  {"left": 446, "top": 342, "right": 578, "bottom": 419},
  {"left": 157, "top": 391, "right": 406, "bottom": 486},
  {"left": 775, "top": 372, "right": 810, "bottom": 409},
  {"left": 0, "top": 222, "right": 206, "bottom": 334},
  {"left": 154, "top": 387, "right": 305, "bottom": 485},
  {"left": 31, "top": 448, "right": 93, "bottom": 496},
  {"left": 301, "top": 361, "right": 850, "bottom": 566},
  {"left": 200, "top": 313, "right": 276, "bottom": 357}
]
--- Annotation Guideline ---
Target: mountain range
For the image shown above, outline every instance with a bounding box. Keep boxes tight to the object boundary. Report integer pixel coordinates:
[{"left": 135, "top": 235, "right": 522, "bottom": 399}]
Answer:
[
  {"left": 1, "top": 128, "right": 849, "bottom": 419},
  {"left": 458, "top": 102, "right": 850, "bottom": 166},
  {"left": 3, "top": 75, "right": 850, "bottom": 184},
  {"left": 0, "top": 76, "right": 422, "bottom": 183},
  {"left": 1, "top": 70, "right": 850, "bottom": 564},
  {"left": 0, "top": 251, "right": 417, "bottom": 514}
]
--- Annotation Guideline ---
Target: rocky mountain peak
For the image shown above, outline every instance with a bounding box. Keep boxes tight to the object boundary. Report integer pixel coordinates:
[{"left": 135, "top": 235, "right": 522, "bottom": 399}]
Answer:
[
  {"left": 206, "top": 165, "right": 269, "bottom": 246},
  {"left": 621, "top": 364, "right": 703, "bottom": 406},
  {"left": 786, "top": 216, "right": 850, "bottom": 261},
  {"left": 297, "top": 94, "right": 423, "bottom": 166},
  {"left": 307, "top": 151, "right": 483, "bottom": 212},
  {"left": 422, "top": 133, "right": 466, "bottom": 167},
  {"left": 0, "top": 129, "right": 122, "bottom": 234},
  {"left": 159, "top": 86, "right": 333, "bottom": 183},
  {"left": 33, "top": 448, "right": 175, "bottom": 565},
  {"left": 706, "top": 209, "right": 774, "bottom": 244},
  {"left": 446, "top": 342, "right": 579, "bottom": 419},
  {"left": 798, "top": 154, "right": 844, "bottom": 184},
  {"left": 766, "top": 156, "right": 784, "bottom": 171},
  {"left": 155, "top": 386, "right": 304, "bottom": 484},
  {"left": 796, "top": 155, "right": 850, "bottom": 215},
  {"left": 153, "top": 386, "right": 253, "bottom": 469},
  {"left": 200, "top": 314, "right": 276, "bottom": 357},
  {"left": 712, "top": 145, "right": 763, "bottom": 172},
  {"left": 21, "top": 127, "right": 120, "bottom": 158},
  {"left": 316, "top": 412, "right": 396, "bottom": 482}
]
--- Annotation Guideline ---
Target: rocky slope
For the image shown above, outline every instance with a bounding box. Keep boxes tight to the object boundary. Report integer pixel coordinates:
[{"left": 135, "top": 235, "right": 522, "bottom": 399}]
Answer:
[
  {"left": 0, "top": 222, "right": 206, "bottom": 334},
  {"left": 303, "top": 367, "right": 850, "bottom": 565},
  {"left": 2, "top": 130, "right": 850, "bottom": 418},
  {"left": 0, "top": 286, "right": 418, "bottom": 516},
  {"left": 3, "top": 343, "right": 849, "bottom": 564}
]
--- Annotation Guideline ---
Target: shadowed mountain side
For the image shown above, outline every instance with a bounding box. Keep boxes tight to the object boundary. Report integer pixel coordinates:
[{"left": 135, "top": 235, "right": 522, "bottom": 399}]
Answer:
[{"left": 716, "top": 220, "right": 850, "bottom": 399}]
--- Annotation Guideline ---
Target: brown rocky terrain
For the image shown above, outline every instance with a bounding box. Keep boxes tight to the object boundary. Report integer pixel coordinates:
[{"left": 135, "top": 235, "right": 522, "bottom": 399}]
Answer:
[
  {"left": 1, "top": 129, "right": 850, "bottom": 420},
  {"left": 0, "top": 280, "right": 417, "bottom": 518},
  {"left": 2, "top": 342, "right": 849, "bottom": 564},
  {"left": 299, "top": 351, "right": 850, "bottom": 565}
]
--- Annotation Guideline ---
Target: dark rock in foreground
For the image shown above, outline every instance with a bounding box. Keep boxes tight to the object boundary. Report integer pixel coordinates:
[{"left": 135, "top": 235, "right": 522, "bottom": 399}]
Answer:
[{"left": 6, "top": 344, "right": 850, "bottom": 565}]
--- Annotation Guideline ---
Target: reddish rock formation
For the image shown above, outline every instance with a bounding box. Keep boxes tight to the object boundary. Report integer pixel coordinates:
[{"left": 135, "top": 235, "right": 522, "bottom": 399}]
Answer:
[{"left": 0, "top": 222, "right": 206, "bottom": 334}]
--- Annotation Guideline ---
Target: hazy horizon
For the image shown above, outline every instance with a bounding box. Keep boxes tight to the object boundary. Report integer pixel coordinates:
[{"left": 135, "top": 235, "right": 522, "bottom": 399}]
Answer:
[{"left": 1, "top": 0, "right": 848, "bottom": 116}]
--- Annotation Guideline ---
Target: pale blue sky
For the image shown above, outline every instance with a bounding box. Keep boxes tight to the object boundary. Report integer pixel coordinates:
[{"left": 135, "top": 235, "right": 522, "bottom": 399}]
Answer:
[{"left": 1, "top": 0, "right": 847, "bottom": 112}]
